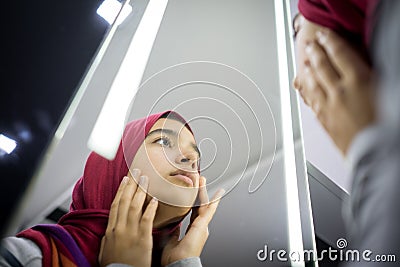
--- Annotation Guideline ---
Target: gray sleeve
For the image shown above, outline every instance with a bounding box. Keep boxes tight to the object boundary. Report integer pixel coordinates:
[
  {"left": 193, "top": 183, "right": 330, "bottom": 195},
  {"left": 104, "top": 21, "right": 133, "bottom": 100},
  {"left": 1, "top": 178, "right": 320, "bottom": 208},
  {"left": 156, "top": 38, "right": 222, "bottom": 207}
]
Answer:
[
  {"left": 166, "top": 257, "right": 202, "bottom": 267},
  {"left": 107, "top": 257, "right": 202, "bottom": 267},
  {"left": 0, "top": 237, "right": 42, "bottom": 267},
  {"left": 341, "top": 0, "right": 400, "bottom": 265},
  {"left": 0, "top": 236, "right": 201, "bottom": 267},
  {"left": 345, "top": 125, "right": 382, "bottom": 172},
  {"left": 343, "top": 126, "right": 400, "bottom": 266},
  {"left": 107, "top": 264, "right": 133, "bottom": 267}
]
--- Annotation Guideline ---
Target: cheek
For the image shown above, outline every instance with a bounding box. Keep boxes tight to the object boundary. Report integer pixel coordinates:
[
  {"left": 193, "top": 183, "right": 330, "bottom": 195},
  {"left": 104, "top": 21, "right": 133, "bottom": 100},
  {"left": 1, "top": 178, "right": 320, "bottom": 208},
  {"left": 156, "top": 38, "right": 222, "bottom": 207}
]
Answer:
[
  {"left": 149, "top": 149, "right": 172, "bottom": 169},
  {"left": 132, "top": 148, "right": 198, "bottom": 207},
  {"left": 142, "top": 149, "right": 178, "bottom": 180},
  {"left": 130, "top": 156, "right": 150, "bottom": 180},
  {"left": 130, "top": 147, "right": 162, "bottom": 178}
]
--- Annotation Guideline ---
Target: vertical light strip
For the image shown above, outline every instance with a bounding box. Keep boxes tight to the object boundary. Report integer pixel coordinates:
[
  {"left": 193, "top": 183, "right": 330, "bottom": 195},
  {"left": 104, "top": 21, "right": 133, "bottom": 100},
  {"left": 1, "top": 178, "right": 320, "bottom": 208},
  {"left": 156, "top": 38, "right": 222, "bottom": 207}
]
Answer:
[
  {"left": 284, "top": 0, "right": 319, "bottom": 265},
  {"left": 274, "top": 0, "right": 305, "bottom": 266},
  {"left": 88, "top": 0, "right": 169, "bottom": 160},
  {"left": 54, "top": 2, "right": 128, "bottom": 141}
]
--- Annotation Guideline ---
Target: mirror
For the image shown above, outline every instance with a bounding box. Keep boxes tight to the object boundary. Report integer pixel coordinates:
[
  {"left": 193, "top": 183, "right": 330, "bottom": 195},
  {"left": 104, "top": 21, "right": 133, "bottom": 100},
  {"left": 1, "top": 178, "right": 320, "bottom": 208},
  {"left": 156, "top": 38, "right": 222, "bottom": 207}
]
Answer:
[{"left": 6, "top": 0, "right": 317, "bottom": 266}]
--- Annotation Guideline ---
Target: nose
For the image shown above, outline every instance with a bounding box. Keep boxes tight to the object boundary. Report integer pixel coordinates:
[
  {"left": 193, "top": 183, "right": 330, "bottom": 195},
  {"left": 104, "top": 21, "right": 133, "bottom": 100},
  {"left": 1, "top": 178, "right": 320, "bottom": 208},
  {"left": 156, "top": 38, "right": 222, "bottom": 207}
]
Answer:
[{"left": 175, "top": 151, "right": 198, "bottom": 170}]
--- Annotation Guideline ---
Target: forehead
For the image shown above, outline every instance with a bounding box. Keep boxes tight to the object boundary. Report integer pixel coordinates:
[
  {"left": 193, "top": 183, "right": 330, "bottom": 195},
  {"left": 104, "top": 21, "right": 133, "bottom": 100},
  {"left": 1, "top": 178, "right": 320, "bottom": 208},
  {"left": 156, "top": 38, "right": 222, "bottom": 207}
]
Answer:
[{"left": 148, "top": 118, "right": 195, "bottom": 142}]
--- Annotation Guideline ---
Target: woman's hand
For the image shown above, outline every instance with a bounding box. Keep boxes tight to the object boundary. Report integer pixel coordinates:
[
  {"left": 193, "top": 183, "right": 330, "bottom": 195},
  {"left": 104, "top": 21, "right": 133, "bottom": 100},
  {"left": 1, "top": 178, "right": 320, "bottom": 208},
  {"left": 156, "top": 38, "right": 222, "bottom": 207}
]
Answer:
[
  {"left": 161, "top": 177, "right": 224, "bottom": 266},
  {"left": 294, "top": 29, "right": 376, "bottom": 155},
  {"left": 99, "top": 169, "right": 158, "bottom": 267}
]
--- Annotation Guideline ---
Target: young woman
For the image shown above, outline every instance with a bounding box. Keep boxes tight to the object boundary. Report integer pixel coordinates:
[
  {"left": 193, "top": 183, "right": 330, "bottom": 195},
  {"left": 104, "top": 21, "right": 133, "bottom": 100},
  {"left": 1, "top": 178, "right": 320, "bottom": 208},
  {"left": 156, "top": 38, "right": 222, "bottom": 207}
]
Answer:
[
  {"left": 0, "top": 111, "right": 223, "bottom": 267},
  {"left": 293, "top": 0, "right": 400, "bottom": 265},
  {"left": 292, "top": 0, "right": 378, "bottom": 155}
]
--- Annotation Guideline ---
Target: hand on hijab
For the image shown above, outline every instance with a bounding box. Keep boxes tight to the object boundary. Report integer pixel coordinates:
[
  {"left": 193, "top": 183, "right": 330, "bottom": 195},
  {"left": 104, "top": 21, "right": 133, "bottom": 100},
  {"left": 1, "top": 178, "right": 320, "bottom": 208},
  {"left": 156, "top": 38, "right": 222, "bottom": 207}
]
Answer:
[
  {"left": 98, "top": 169, "right": 158, "bottom": 267},
  {"left": 294, "top": 28, "right": 376, "bottom": 155},
  {"left": 161, "top": 177, "right": 224, "bottom": 267}
]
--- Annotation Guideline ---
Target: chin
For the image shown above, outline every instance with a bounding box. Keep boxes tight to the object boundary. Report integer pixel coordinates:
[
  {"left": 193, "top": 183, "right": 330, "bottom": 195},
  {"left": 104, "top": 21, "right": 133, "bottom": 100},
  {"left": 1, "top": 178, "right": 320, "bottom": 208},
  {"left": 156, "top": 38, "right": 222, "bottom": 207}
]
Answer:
[
  {"left": 148, "top": 181, "right": 198, "bottom": 207},
  {"left": 160, "top": 200, "right": 192, "bottom": 216}
]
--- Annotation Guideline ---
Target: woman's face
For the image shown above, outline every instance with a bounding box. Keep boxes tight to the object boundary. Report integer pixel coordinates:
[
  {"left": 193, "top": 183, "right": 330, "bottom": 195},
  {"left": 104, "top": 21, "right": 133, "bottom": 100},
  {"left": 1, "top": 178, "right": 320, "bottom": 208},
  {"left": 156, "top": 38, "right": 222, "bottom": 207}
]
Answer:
[
  {"left": 293, "top": 14, "right": 326, "bottom": 97},
  {"left": 130, "top": 118, "right": 200, "bottom": 208}
]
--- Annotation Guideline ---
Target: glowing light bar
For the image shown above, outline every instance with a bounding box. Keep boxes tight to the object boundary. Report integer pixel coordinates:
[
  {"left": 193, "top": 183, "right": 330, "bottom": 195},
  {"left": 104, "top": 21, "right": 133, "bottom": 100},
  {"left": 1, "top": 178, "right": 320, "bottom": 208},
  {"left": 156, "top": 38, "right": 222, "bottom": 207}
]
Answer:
[
  {"left": 0, "top": 134, "right": 17, "bottom": 154},
  {"left": 274, "top": 0, "right": 305, "bottom": 266},
  {"left": 97, "top": 0, "right": 133, "bottom": 26},
  {"left": 88, "top": 0, "right": 169, "bottom": 160}
]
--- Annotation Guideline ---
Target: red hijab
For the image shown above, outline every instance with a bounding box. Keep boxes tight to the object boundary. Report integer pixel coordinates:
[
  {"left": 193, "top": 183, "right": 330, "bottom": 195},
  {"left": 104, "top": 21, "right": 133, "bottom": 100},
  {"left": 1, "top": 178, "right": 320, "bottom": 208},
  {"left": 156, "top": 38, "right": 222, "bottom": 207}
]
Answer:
[
  {"left": 298, "top": 0, "right": 381, "bottom": 62},
  {"left": 18, "top": 111, "right": 193, "bottom": 267}
]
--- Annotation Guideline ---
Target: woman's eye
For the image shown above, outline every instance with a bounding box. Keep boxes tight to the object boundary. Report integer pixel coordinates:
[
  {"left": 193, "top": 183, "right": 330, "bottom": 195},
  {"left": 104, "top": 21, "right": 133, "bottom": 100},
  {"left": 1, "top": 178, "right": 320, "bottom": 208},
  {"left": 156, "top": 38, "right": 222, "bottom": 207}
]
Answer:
[{"left": 155, "top": 137, "right": 171, "bottom": 147}]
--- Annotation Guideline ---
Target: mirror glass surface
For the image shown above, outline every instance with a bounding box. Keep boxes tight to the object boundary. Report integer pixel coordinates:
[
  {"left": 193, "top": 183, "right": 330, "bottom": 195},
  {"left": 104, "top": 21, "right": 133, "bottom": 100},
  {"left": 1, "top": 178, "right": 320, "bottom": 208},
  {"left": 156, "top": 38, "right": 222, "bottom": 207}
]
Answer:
[{"left": 7, "top": 0, "right": 316, "bottom": 266}]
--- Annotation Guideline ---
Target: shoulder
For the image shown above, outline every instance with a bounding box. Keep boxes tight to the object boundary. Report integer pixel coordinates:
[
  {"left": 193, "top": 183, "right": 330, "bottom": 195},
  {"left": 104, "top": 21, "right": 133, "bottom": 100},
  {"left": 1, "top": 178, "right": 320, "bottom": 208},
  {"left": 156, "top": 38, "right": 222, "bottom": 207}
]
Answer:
[{"left": 1, "top": 237, "right": 42, "bottom": 267}]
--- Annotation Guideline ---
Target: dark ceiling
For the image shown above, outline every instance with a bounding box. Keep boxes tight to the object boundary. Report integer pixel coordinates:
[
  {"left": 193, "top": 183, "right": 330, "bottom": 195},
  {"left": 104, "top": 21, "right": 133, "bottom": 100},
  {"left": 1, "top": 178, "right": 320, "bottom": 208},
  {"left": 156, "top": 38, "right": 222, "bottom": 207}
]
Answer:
[{"left": 1, "top": 0, "right": 110, "bottom": 235}]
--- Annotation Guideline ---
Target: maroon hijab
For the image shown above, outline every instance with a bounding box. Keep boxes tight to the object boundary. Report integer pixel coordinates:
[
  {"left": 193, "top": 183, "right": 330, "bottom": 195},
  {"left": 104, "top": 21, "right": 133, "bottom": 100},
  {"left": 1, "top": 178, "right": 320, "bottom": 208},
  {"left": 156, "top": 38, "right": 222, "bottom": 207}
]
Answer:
[
  {"left": 18, "top": 111, "right": 193, "bottom": 266},
  {"left": 298, "top": 0, "right": 381, "bottom": 62}
]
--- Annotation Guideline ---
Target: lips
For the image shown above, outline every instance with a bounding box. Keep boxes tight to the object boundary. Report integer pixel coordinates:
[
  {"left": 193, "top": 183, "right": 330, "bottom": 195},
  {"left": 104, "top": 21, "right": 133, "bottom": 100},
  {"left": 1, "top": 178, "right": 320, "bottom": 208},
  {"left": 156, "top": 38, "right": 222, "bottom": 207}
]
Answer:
[{"left": 170, "top": 170, "right": 195, "bottom": 187}]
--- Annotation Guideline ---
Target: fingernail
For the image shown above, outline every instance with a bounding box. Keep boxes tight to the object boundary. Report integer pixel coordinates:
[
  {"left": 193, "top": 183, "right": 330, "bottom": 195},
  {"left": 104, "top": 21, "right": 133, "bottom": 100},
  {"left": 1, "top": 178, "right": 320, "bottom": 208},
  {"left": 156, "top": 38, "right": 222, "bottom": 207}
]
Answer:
[
  {"left": 139, "top": 176, "right": 147, "bottom": 185},
  {"left": 316, "top": 31, "right": 327, "bottom": 44},
  {"left": 122, "top": 176, "right": 129, "bottom": 184},
  {"left": 151, "top": 197, "right": 158, "bottom": 203},
  {"left": 131, "top": 169, "right": 140, "bottom": 177},
  {"left": 217, "top": 189, "right": 226, "bottom": 198}
]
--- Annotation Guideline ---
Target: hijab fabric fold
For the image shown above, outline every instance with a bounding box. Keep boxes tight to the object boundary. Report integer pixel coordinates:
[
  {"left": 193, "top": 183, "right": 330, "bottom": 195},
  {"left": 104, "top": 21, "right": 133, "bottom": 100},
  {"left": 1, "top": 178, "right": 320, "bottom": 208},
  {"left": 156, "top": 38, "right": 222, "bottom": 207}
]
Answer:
[{"left": 298, "top": 0, "right": 381, "bottom": 62}]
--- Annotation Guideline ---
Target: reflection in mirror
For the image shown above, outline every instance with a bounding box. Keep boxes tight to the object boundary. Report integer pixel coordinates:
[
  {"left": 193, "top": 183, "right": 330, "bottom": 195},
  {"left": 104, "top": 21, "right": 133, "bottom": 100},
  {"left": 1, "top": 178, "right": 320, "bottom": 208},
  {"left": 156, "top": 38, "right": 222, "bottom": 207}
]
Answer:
[{"left": 3, "top": 0, "right": 316, "bottom": 266}]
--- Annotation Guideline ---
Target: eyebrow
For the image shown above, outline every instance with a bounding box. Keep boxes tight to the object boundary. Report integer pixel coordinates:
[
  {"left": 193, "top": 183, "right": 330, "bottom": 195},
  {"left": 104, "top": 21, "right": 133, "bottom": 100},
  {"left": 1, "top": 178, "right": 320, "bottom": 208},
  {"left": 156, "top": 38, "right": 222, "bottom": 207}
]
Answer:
[{"left": 146, "top": 128, "right": 201, "bottom": 158}]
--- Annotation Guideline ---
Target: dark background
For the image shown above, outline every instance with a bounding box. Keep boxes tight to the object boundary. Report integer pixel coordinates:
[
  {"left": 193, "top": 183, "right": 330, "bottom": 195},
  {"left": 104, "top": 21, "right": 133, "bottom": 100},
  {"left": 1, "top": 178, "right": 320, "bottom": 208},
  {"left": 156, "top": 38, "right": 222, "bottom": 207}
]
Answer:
[{"left": 1, "top": 0, "right": 110, "bottom": 235}]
